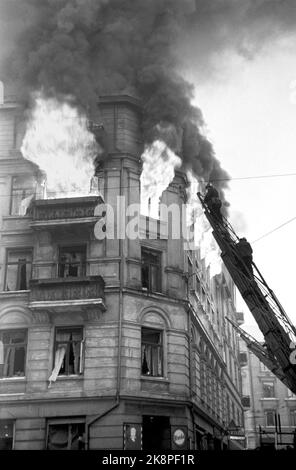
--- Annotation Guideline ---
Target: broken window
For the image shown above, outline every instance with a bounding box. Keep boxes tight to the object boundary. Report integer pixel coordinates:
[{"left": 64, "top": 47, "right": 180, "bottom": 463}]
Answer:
[
  {"left": 263, "top": 382, "right": 275, "bottom": 398},
  {"left": 47, "top": 420, "right": 85, "bottom": 450},
  {"left": 141, "top": 248, "right": 161, "bottom": 293},
  {"left": 58, "top": 246, "right": 86, "bottom": 278},
  {"left": 0, "top": 329, "right": 27, "bottom": 378},
  {"left": 5, "top": 249, "right": 32, "bottom": 291},
  {"left": 0, "top": 420, "right": 14, "bottom": 450},
  {"left": 141, "top": 327, "right": 163, "bottom": 377},
  {"left": 10, "top": 175, "right": 36, "bottom": 216},
  {"left": 49, "top": 328, "right": 83, "bottom": 385}
]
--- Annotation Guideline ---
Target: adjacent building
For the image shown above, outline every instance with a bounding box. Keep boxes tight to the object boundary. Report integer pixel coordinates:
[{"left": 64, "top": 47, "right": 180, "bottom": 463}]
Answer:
[
  {"left": 240, "top": 335, "right": 296, "bottom": 449},
  {"left": 0, "top": 89, "right": 243, "bottom": 450}
]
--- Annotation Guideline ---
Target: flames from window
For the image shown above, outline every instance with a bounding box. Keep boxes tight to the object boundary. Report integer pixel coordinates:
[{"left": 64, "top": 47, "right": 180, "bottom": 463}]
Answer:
[{"left": 21, "top": 93, "right": 99, "bottom": 198}]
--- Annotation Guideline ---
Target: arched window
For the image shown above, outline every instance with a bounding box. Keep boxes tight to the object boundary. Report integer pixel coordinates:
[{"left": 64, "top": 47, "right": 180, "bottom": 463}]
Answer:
[
  {"left": 140, "top": 309, "right": 169, "bottom": 379},
  {"left": 0, "top": 307, "right": 31, "bottom": 379}
]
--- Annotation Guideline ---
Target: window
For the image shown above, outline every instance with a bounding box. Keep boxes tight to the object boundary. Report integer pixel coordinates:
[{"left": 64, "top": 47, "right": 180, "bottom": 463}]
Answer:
[
  {"left": 5, "top": 249, "right": 32, "bottom": 291},
  {"left": 226, "top": 395, "right": 230, "bottom": 424},
  {"left": 0, "top": 420, "right": 14, "bottom": 450},
  {"left": 242, "top": 396, "right": 251, "bottom": 408},
  {"left": 0, "top": 329, "right": 27, "bottom": 378},
  {"left": 141, "top": 248, "right": 161, "bottom": 293},
  {"left": 49, "top": 327, "right": 84, "bottom": 384},
  {"left": 232, "top": 402, "right": 235, "bottom": 422},
  {"left": 239, "top": 352, "right": 248, "bottom": 366},
  {"left": 265, "top": 410, "right": 275, "bottom": 427},
  {"left": 188, "top": 258, "right": 193, "bottom": 290},
  {"left": 263, "top": 382, "right": 275, "bottom": 398},
  {"left": 141, "top": 327, "right": 163, "bottom": 377},
  {"left": 47, "top": 420, "right": 85, "bottom": 450},
  {"left": 290, "top": 410, "right": 296, "bottom": 427},
  {"left": 10, "top": 175, "right": 36, "bottom": 216},
  {"left": 195, "top": 274, "right": 201, "bottom": 297},
  {"left": 58, "top": 246, "right": 86, "bottom": 278}
]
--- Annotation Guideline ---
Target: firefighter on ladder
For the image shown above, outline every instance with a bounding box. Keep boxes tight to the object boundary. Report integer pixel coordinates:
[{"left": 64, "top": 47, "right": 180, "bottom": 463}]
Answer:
[
  {"left": 203, "top": 183, "right": 223, "bottom": 223},
  {"left": 236, "top": 237, "right": 253, "bottom": 277}
]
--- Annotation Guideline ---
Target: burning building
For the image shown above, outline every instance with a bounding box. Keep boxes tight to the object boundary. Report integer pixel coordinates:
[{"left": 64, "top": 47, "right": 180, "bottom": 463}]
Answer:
[{"left": 0, "top": 88, "right": 243, "bottom": 450}]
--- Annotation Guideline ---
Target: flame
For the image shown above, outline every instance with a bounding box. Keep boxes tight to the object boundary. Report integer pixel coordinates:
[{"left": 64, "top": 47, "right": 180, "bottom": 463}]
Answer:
[
  {"left": 21, "top": 93, "right": 99, "bottom": 198},
  {"left": 186, "top": 171, "right": 222, "bottom": 277},
  {"left": 140, "top": 140, "right": 181, "bottom": 218}
]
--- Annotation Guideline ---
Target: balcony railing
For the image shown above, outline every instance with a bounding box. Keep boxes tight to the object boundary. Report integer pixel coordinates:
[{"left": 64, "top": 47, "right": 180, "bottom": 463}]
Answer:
[
  {"left": 29, "top": 276, "right": 105, "bottom": 315},
  {"left": 30, "top": 195, "right": 103, "bottom": 229}
]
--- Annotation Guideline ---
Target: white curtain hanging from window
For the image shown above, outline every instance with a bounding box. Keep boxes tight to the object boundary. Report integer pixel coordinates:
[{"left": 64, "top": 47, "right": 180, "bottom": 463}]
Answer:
[{"left": 48, "top": 345, "right": 67, "bottom": 387}]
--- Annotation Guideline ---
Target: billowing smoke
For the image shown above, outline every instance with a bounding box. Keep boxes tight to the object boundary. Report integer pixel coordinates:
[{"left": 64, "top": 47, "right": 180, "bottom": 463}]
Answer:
[
  {"left": 0, "top": 0, "right": 230, "bottom": 200},
  {"left": 1, "top": 1, "right": 295, "bottom": 200}
]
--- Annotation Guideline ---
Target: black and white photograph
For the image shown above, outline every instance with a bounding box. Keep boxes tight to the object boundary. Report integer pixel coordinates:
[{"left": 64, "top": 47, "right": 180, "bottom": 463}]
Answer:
[{"left": 1, "top": 0, "right": 296, "bottom": 458}]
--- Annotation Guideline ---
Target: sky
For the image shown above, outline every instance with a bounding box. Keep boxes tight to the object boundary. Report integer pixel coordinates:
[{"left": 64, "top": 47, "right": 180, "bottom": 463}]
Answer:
[{"left": 189, "top": 38, "right": 296, "bottom": 339}]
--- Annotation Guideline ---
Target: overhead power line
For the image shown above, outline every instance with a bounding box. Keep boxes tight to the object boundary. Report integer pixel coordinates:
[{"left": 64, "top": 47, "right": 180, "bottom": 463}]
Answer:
[
  {"left": 252, "top": 216, "right": 296, "bottom": 244},
  {"left": 210, "top": 172, "right": 296, "bottom": 182}
]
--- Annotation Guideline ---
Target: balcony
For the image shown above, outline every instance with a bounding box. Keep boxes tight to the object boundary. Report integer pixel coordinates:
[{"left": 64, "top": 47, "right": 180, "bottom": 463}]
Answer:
[
  {"left": 29, "top": 276, "right": 105, "bottom": 316},
  {"left": 29, "top": 195, "right": 103, "bottom": 231}
]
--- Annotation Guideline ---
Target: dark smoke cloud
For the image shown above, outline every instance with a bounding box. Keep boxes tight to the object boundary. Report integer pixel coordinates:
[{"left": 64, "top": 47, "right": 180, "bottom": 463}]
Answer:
[{"left": 2, "top": 1, "right": 296, "bottom": 201}]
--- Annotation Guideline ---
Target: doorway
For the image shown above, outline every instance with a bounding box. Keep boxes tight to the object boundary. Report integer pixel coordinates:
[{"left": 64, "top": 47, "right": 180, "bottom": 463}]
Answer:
[{"left": 142, "top": 416, "right": 170, "bottom": 451}]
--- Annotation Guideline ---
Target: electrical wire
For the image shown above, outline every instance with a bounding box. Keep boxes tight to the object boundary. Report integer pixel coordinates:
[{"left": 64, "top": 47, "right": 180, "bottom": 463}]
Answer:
[{"left": 252, "top": 216, "right": 296, "bottom": 244}]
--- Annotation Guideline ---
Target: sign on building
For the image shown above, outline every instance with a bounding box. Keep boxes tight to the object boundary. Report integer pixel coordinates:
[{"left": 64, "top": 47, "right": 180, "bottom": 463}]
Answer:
[
  {"left": 123, "top": 423, "right": 142, "bottom": 450},
  {"left": 171, "top": 425, "right": 188, "bottom": 450}
]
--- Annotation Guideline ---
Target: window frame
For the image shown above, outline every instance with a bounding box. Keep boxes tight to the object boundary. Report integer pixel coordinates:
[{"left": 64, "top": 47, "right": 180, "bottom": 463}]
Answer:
[
  {"left": 0, "top": 329, "right": 27, "bottom": 379},
  {"left": 262, "top": 381, "right": 276, "bottom": 398},
  {"left": 4, "top": 248, "right": 33, "bottom": 292},
  {"left": 141, "top": 326, "right": 163, "bottom": 378},
  {"left": 10, "top": 174, "right": 36, "bottom": 216},
  {"left": 265, "top": 410, "right": 276, "bottom": 427},
  {"left": 53, "top": 326, "right": 84, "bottom": 378},
  {"left": 57, "top": 245, "right": 87, "bottom": 278},
  {"left": 141, "top": 247, "right": 162, "bottom": 293},
  {"left": 46, "top": 418, "right": 85, "bottom": 450},
  {"left": 290, "top": 409, "right": 296, "bottom": 427}
]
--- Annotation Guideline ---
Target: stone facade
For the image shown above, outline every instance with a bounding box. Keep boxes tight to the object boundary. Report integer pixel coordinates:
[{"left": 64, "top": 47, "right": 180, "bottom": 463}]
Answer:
[{"left": 0, "top": 93, "right": 243, "bottom": 450}]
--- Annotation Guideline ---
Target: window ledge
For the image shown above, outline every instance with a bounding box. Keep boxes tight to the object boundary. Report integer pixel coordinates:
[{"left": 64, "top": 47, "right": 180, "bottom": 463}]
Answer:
[
  {"left": 141, "top": 375, "right": 169, "bottom": 383},
  {"left": 0, "top": 376, "right": 26, "bottom": 381},
  {"left": 260, "top": 397, "right": 278, "bottom": 401},
  {"left": 141, "top": 288, "right": 164, "bottom": 296},
  {"left": 56, "top": 375, "right": 84, "bottom": 381}
]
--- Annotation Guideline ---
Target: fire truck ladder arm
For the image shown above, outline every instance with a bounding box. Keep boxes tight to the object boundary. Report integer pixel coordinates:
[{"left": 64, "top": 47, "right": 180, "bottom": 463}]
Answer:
[
  {"left": 226, "top": 317, "right": 293, "bottom": 391},
  {"left": 197, "top": 191, "right": 296, "bottom": 393}
]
